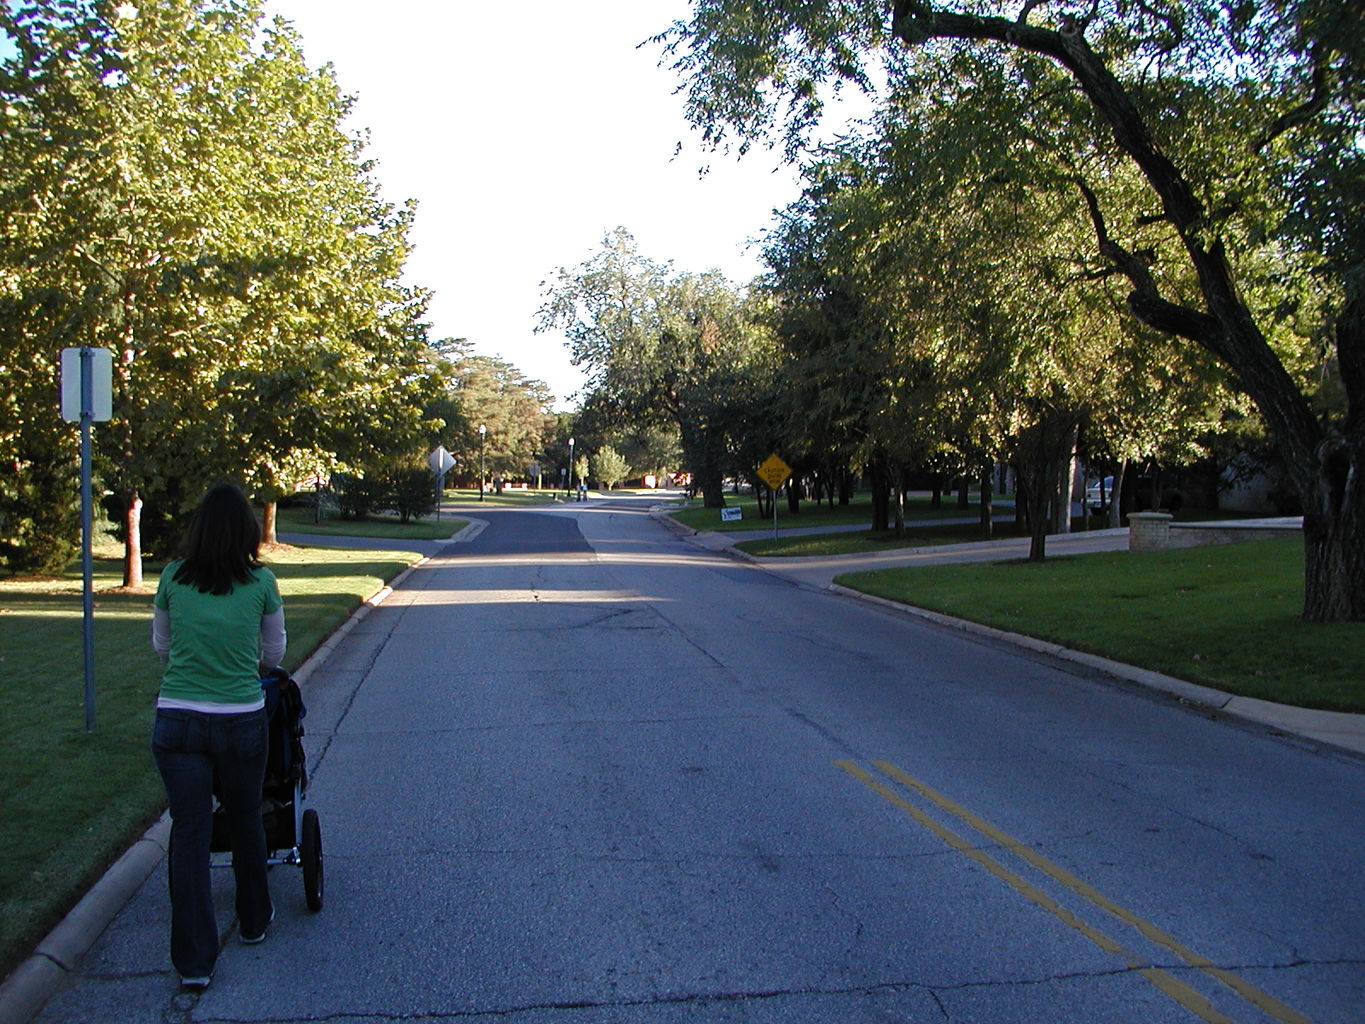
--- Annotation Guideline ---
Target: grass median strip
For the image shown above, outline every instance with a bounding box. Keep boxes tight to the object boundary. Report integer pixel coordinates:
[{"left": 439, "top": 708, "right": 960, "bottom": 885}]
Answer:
[
  {"left": 835, "top": 537, "right": 1364, "bottom": 713},
  {"left": 275, "top": 506, "right": 463, "bottom": 540},
  {"left": 737, "top": 520, "right": 1027, "bottom": 557},
  {"left": 669, "top": 493, "right": 1006, "bottom": 536},
  {"left": 0, "top": 542, "right": 420, "bottom": 978}
]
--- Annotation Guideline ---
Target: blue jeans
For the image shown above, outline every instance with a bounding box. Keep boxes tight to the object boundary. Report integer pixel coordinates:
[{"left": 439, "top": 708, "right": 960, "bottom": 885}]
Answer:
[{"left": 152, "top": 707, "right": 272, "bottom": 978}]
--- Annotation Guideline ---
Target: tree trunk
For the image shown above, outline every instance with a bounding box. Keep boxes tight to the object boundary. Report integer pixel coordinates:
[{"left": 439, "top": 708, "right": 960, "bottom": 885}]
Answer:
[
  {"left": 700, "top": 472, "right": 725, "bottom": 509},
  {"left": 893, "top": 463, "right": 906, "bottom": 538},
  {"left": 1051, "top": 431, "right": 1079, "bottom": 535},
  {"left": 957, "top": 476, "right": 970, "bottom": 508},
  {"left": 1112, "top": 459, "right": 1132, "bottom": 526},
  {"left": 122, "top": 490, "right": 143, "bottom": 589},
  {"left": 261, "top": 500, "right": 278, "bottom": 546},
  {"left": 1014, "top": 410, "right": 1084, "bottom": 562},
  {"left": 1025, "top": 480, "right": 1049, "bottom": 562},
  {"left": 869, "top": 456, "right": 889, "bottom": 532},
  {"left": 1301, "top": 438, "right": 1365, "bottom": 620},
  {"left": 979, "top": 463, "right": 994, "bottom": 540}
]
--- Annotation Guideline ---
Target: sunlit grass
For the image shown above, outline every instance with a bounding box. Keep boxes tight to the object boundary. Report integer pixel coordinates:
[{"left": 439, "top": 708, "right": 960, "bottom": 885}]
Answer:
[
  {"left": 441, "top": 487, "right": 570, "bottom": 507},
  {"left": 837, "top": 538, "right": 1364, "bottom": 713},
  {"left": 275, "top": 505, "right": 464, "bottom": 540},
  {"left": 739, "top": 520, "right": 1027, "bottom": 556}
]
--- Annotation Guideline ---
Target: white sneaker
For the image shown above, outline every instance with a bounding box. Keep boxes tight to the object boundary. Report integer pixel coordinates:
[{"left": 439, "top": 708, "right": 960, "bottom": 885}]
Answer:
[{"left": 241, "top": 905, "right": 275, "bottom": 945}]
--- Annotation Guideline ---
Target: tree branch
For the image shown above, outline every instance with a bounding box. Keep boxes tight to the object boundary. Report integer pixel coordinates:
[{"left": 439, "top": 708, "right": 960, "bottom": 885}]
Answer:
[
  {"left": 892, "top": 1, "right": 1326, "bottom": 477},
  {"left": 1071, "top": 175, "right": 1223, "bottom": 350},
  {"left": 1252, "top": 43, "right": 1332, "bottom": 153},
  {"left": 893, "top": 4, "right": 1202, "bottom": 230}
]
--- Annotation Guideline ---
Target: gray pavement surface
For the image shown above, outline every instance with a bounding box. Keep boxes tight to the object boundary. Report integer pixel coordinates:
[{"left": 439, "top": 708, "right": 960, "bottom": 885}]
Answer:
[
  {"left": 673, "top": 515, "right": 1364, "bottom": 755},
  {"left": 4, "top": 495, "right": 1362, "bottom": 1024}
]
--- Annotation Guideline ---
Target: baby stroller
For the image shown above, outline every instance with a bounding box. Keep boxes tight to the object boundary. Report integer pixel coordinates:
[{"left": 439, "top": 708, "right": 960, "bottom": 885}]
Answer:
[{"left": 210, "top": 669, "right": 324, "bottom": 911}]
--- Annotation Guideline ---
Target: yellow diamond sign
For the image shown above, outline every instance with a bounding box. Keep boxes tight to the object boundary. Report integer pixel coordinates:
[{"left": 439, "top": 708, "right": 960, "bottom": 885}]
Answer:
[{"left": 757, "top": 453, "right": 792, "bottom": 490}]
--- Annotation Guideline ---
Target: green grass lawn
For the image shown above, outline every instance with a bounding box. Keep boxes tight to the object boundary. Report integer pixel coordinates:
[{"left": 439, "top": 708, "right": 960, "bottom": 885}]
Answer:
[
  {"left": 275, "top": 505, "right": 465, "bottom": 541},
  {"left": 0, "top": 542, "right": 420, "bottom": 978},
  {"left": 275, "top": 484, "right": 579, "bottom": 538},
  {"left": 441, "top": 487, "right": 574, "bottom": 507},
  {"left": 669, "top": 492, "right": 1003, "bottom": 534},
  {"left": 836, "top": 537, "right": 1365, "bottom": 714},
  {"left": 737, "top": 520, "right": 1031, "bottom": 557}
]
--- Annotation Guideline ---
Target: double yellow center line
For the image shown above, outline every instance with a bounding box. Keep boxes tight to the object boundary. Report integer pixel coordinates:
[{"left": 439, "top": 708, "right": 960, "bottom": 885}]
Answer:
[{"left": 836, "top": 760, "right": 1319, "bottom": 1024}]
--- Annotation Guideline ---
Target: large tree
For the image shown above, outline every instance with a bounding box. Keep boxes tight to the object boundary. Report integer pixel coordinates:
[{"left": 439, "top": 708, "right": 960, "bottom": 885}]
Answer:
[
  {"left": 214, "top": 19, "right": 445, "bottom": 542},
  {"left": 1, "top": 1, "right": 444, "bottom": 575},
  {"left": 436, "top": 339, "right": 557, "bottom": 486},
  {"left": 2, "top": 0, "right": 263, "bottom": 581},
  {"left": 539, "top": 228, "right": 775, "bottom": 506},
  {"left": 662, "top": 0, "right": 1365, "bottom": 620}
]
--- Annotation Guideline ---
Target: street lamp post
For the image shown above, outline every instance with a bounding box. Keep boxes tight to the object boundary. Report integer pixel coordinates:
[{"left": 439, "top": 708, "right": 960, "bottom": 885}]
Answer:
[
  {"left": 567, "top": 437, "right": 575, "bottom": 498},
  {"left": 478, "top": 424, "right": 486, "bottom": 502}
]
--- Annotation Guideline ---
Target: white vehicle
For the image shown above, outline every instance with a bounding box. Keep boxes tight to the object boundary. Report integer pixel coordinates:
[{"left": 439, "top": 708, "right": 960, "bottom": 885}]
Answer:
[{"left": 1086, "top": 476, "right": 1115, "bottom": 513}]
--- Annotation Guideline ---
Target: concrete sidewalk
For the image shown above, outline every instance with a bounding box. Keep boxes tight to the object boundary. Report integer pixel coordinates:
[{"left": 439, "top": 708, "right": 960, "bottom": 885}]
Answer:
[
  {"left": 689, "top": 522, "right": 1131, "bottom": 589},
  {"left": 668, "top": 516, "right": 1365, "bottom": 759}
]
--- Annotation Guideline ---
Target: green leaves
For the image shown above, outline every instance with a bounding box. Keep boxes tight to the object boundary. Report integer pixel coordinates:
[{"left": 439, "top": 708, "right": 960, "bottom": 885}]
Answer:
[
  {"left": 436, "top": 341, "right": 556, "bottom": 482},
  {"left": 0, "top": 0, "right": 443, "bottom": 572},
  {"left": 540, "top": 228, "right": 776, "bottom": 503}
]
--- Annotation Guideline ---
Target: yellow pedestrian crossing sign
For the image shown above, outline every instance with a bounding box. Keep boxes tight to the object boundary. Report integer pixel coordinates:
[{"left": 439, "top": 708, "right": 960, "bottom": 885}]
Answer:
[{"left": 757, "top": 454, "right": 791, "bottom": 490}]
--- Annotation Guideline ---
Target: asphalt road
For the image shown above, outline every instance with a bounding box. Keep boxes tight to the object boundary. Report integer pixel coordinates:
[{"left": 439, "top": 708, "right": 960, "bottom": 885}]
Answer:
[{"left": 33, "top": 495, "right": 1365, "bottom": 1023}]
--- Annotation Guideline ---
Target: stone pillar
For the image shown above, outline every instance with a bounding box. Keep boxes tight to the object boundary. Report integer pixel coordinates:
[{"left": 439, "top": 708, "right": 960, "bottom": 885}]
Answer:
[{"left": 1128, "top": 511, "right": 1173, "bottom": 552}]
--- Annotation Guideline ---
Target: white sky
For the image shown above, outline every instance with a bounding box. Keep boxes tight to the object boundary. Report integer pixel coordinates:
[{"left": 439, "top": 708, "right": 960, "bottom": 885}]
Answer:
[{"left": 263, "top": 0, "right": 811, "bottom": 410}]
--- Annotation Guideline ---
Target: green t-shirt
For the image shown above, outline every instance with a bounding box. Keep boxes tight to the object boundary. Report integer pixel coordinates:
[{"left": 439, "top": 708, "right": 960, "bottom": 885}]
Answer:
[{"left": 154, "top": 562, "right": 284, "bottom": 705}]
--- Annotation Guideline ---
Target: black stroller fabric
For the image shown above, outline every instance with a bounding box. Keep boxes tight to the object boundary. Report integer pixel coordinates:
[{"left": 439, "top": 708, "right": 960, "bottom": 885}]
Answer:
[
  {"left": 210, "top": 672, "right": 307, "bottom": 853},
  {"left": 262, "top": 671, "right": 307, "bottom": 799}
]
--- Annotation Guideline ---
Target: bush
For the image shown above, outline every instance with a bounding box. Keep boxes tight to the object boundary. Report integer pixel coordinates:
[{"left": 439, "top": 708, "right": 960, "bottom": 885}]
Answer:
[
  {"left": 333, "top": 473, "right": 385, "bottom": 520},
  {"left": 334, "top": 466, "right": 434, "bottom": 522},
  {"left": 385, "top": 467, "right": 437, "bottom": 523},
  {"left": 0, "top": 457, "right": 80, "bottom": 576}
]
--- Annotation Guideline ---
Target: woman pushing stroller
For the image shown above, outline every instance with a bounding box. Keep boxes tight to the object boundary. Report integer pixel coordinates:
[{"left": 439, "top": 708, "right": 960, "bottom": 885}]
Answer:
[{"left": 150, "top": 482, "right": 287, "bottom": 989}]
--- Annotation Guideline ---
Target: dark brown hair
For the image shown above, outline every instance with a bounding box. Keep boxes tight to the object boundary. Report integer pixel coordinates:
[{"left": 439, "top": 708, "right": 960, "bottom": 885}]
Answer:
[{"left": 172, "top": 483, "right": 262, "bottom": 595}]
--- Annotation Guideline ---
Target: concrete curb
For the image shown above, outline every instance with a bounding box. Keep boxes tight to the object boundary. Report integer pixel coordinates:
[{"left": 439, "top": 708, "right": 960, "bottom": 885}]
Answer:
[
  {"left": 661, "top": 510, "right": 1363, "bottom": 759},
  {"left": 828, "top": 584, "right": 1365, "bottom": 758},
  {"left": 0, "top": 818, "right": 170, "bottom": 1024},
  {"left": 0, "top": 544, "right": 439, "bottom": 1024},
  {"left": 448, "top": 517, "right": 488, "bottom": 544}
]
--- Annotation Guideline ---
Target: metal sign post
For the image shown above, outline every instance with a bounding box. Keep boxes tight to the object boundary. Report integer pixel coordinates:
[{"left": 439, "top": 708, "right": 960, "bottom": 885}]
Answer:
[
  {"left": 61, "top": 346, "right": 113, "bottom": 732},
  {"left": 756, "top": 454, "right": 792, "bottom": 542},
  {"left": 428, "top": 446, "right": 456, "bottom": 521}
]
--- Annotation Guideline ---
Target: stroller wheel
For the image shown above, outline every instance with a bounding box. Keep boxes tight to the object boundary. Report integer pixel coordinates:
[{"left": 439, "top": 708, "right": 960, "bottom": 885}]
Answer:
[{"left": 301, "top": 808, "right": 323, "bottom": 911}]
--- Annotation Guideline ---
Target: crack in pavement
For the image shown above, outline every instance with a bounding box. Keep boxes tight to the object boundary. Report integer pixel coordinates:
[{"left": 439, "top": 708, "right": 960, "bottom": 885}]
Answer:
[
  {"left": 188, "top": 956, "right": 1344, "bottom": 1024},
  {"left": 183, "top": 979, "right": 946, "bottom": 1023},
  {"left": 156, "top": 954, "right": 1365, "bottom": 1024}
]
